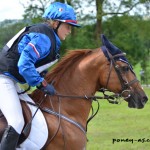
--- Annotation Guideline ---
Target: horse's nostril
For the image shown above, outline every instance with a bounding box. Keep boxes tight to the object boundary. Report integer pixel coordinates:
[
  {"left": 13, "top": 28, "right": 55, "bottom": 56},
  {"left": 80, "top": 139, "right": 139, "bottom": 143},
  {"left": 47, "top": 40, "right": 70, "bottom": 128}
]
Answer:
[{"left": 143, "top": 96, "right": 148, "bottom": 103}]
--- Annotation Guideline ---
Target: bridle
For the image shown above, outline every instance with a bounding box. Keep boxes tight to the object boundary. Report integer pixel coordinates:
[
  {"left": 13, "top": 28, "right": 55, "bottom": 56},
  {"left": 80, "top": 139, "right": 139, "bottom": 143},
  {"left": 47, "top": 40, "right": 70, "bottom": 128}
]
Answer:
[{"left": 102, "top": 48, "right": 139, "bottom": 100}]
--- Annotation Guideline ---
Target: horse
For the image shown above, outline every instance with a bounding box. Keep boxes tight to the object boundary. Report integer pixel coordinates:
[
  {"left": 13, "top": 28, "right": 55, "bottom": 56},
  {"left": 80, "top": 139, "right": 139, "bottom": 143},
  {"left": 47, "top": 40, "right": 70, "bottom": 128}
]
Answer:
[{"left": 0, "top": 35, "right": 148, "bottom": 149}]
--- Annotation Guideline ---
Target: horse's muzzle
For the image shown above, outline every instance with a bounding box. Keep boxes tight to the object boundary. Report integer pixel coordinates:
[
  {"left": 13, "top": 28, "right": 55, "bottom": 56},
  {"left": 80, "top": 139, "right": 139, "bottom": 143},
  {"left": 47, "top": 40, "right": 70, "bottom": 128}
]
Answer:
[{"left": 128, "top": 95, "right": 148, "bottom": 109}]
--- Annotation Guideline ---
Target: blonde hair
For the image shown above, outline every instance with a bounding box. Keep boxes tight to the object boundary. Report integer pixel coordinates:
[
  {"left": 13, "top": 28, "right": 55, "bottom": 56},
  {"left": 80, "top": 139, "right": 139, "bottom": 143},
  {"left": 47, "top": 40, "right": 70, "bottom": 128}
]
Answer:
[{"left": 44, "top": 19, "right": 57, "bottom": 28}]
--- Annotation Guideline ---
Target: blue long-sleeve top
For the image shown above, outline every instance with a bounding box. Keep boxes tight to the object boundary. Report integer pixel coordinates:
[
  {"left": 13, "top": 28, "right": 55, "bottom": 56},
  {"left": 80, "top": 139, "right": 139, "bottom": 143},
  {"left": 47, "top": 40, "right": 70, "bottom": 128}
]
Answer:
[{"left": 7, "top": 28, "right": 61, "bottom": 86}]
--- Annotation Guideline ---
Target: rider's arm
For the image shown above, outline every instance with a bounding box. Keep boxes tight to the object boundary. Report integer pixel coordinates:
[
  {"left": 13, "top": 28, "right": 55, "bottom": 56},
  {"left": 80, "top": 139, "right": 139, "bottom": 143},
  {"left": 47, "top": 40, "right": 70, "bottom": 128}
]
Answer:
[{"left": 17, "top": 32, "right": 51, "bottom": 86}]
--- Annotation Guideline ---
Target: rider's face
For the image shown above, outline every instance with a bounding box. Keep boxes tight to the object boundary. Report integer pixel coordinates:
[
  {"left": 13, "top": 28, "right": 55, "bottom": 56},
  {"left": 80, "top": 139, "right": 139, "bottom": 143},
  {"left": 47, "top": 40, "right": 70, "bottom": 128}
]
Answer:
[{"left": 57, "top": 22, "right": 72, "bottom": 40}]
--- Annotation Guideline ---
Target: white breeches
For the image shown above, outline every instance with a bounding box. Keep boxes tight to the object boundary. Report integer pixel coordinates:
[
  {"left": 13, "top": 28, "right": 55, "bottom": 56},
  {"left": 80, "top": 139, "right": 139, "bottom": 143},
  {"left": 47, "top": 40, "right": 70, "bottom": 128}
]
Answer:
[{"left": 0, "top": 75, "right": 24, "bottom": 134}]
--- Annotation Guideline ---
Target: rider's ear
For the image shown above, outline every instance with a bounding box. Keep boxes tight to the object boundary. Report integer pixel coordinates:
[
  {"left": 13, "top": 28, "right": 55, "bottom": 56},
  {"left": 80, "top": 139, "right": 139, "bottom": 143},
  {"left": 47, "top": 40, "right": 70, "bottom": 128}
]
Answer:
[{"left": 53, "top": 21, "right": 60, "bottom": 29}]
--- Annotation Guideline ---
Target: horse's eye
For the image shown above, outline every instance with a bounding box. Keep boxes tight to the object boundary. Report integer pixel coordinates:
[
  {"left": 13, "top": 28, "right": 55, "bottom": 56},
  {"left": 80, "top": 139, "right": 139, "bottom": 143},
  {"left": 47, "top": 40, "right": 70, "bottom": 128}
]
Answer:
[{"left": 122, "top": 66, "right": 129, "bottom": 72}]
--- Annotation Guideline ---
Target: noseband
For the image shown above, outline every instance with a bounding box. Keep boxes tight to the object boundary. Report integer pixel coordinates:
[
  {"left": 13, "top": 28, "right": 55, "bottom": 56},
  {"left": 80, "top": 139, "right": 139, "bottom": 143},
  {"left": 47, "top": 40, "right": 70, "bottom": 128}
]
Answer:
[{"left": 102, "top": 48, "right": 139, "bottom": 100}]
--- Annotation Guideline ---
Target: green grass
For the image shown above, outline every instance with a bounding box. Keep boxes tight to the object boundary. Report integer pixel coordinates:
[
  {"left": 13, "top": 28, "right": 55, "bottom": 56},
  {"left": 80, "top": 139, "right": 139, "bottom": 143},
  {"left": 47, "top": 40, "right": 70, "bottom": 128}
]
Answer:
[
  {"left": 87, "top": 87, "right": 150, "bottom": 150},
  {"left": 134, "top": 63, "right": 141, "bottom": 81}
]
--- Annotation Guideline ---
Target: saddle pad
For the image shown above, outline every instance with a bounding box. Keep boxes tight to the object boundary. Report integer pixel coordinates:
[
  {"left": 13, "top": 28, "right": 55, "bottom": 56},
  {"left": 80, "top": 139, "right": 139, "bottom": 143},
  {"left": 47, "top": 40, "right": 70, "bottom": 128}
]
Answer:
[{"left": 16, "top": 93, "right": 48, "bottom": 150}]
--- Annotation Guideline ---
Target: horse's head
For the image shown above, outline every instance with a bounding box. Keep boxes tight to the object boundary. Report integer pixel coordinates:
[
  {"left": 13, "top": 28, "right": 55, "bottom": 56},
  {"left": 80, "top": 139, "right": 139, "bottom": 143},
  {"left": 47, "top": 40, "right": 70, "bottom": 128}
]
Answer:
[
  {"left": 45, "top": 35, "right": 148, "bottom": 109},
  {"left": 98, "top": 35, "right": 148, "bottom": 109}
]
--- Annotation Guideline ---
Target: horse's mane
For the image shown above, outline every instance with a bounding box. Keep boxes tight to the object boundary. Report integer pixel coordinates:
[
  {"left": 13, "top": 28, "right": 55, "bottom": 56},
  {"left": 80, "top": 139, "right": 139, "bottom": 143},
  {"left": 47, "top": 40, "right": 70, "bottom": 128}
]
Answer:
[{"left": 45, "top": 49, "right": 92, "bottom": 84}]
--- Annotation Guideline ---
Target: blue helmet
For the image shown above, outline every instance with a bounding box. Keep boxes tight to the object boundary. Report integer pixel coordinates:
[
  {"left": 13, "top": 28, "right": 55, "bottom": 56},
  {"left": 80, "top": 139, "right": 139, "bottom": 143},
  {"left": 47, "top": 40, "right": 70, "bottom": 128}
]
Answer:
[{"left": 42, "top": 2, "right": 81, "bottom": 27}]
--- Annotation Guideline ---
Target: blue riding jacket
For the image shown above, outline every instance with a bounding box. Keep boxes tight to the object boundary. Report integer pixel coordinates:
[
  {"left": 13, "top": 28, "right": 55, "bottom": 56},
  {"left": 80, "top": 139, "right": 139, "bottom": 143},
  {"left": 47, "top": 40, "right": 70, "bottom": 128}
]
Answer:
[{"left": 0, "top": 23, "right": 61, "bottom": 86}]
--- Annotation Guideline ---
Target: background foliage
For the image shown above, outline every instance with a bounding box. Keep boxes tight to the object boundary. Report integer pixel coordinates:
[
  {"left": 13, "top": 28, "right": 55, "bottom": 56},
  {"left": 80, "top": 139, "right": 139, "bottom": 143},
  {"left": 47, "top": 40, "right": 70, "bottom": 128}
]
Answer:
[{"left": 0, "top": 0, "right": 149, "bottom": 83}]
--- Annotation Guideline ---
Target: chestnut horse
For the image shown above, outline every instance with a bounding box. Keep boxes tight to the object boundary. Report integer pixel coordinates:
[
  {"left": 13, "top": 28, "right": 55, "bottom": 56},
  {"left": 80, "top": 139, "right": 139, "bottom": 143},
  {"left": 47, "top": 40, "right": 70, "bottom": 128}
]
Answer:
[{"left": 0, "top": 35, "right": 148, "bottom": 149}]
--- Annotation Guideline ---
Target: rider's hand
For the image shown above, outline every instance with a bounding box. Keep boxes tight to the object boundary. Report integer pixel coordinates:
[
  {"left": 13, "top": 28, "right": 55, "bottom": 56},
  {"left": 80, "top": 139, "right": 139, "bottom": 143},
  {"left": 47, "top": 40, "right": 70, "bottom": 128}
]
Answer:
[
  {"left": 37, "top": 80, "right": 56, "bottom": 95},
  {"left": 40, "top": 70, "right": 48, "bottom": 77}
]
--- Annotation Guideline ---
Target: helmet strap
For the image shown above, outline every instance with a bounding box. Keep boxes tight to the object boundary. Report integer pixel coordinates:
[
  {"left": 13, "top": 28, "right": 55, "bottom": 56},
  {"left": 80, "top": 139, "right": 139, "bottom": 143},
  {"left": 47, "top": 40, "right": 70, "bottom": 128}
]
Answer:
[{"left": 54, "top": 21, "right": 62, "bottom": 34}]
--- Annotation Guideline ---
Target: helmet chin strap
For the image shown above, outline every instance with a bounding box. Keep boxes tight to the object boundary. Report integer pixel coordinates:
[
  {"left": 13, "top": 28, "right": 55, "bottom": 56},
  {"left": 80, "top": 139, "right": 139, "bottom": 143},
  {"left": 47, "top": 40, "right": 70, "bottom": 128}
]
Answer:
[{"left": 54, "top": 21, "right": 62, "bottom": 34}]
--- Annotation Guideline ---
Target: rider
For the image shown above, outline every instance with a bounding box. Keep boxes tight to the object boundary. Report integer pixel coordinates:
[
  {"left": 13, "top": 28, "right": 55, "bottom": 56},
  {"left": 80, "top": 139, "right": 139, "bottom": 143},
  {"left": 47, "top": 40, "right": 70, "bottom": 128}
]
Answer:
[{"left": 0, "top": 2, "right": 80, "bottom": 150}]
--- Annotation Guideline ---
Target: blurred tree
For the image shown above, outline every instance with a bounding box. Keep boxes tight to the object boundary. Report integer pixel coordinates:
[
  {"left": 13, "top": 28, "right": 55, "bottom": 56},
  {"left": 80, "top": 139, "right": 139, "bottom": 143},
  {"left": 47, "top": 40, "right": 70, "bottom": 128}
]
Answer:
[
  {"left": 19, "top": 0, "right": 51, "bottom": 23},
  {"left": 0, "top": 20, "right": 25, "bottom": 49},
  {"left": 94, "top": 0, "right": 150, "bottom": 45},
  {"left": 0, "top": 0, "right": 149, "bottom": 69},
  {"left": 20, "top": 0, "right": 149, "bottom": 39},
  {"left": 20, "top": 0, "right": 71, "bottom": 23}
]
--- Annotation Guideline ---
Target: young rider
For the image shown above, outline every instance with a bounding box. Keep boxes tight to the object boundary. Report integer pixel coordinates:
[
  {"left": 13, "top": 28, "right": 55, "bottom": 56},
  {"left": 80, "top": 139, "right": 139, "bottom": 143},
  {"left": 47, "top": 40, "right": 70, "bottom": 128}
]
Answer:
[{"left": 0, "top": 2, "right": 80, "bottom": 150}]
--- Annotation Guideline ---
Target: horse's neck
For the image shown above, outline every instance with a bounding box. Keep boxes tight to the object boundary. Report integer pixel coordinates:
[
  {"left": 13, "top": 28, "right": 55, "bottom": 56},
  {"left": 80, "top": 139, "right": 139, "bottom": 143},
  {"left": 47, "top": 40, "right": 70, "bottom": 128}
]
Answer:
[
  {"left": 55, "top": 78, "right": 93, "bottom": 126},
  {"left": 58, "top": 49, "right": 103, "bottom": 93},
  {"left": 53, "top": 49, "right": 103, "bottom": 125}
]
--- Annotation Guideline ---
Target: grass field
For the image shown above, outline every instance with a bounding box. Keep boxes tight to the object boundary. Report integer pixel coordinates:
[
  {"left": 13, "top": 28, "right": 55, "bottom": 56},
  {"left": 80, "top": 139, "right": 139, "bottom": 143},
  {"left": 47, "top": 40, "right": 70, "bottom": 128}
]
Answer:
[{"left": 87, "top": 87, "right": 150, "bottom": 150}]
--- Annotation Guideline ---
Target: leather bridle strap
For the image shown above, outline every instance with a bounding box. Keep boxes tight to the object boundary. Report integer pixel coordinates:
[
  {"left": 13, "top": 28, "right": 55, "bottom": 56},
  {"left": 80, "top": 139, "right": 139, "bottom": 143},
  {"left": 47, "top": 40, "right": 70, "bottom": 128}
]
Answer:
[
  {"left": 105, "top": 48, "right": 139, "bottom": 92},
  {"left": 126, "top": 78, "right": 139, "bottom": 87},
  {"left": 106, "top": 49, "right": 127, "bottom": 90}
]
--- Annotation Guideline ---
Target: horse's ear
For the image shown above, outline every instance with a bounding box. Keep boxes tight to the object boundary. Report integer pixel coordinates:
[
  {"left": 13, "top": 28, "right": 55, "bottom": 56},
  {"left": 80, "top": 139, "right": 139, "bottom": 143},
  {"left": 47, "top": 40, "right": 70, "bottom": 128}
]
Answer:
[
  {"left": 100, "top": 34, "right": 122, "bottom": 55},
  {"left": 100, "top": 34, "right": 106, "bottom": 46},
  {"left": 100, "top": 34, "right": 133, "bottom": 72}
]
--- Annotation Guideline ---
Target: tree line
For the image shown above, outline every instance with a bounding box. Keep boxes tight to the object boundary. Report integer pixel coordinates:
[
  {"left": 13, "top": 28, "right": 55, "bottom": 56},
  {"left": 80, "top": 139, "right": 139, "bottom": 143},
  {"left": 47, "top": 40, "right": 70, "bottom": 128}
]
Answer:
[{"left": 0, "top": 0, "right": 149, "bottom": 82}]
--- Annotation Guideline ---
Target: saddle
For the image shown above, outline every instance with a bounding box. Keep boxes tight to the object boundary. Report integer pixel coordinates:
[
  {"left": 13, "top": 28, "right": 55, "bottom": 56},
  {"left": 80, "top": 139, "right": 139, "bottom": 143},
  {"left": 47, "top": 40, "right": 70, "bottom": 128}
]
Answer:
[{"left": 0, "top": 101, "right": 32, "bottom": 145}]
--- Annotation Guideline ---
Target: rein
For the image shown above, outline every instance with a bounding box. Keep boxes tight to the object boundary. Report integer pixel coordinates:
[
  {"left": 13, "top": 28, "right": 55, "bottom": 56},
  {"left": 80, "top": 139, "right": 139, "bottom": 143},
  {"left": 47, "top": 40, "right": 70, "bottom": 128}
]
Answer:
[
  {"left": 55, "top": 91, "right": 121, "bottom": 131},
  {"left": 23, "top": 91, "right": 121, "bottom": 136},
  {"left": 55, "top": 93, "right": 120, "bottom": 103}
]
